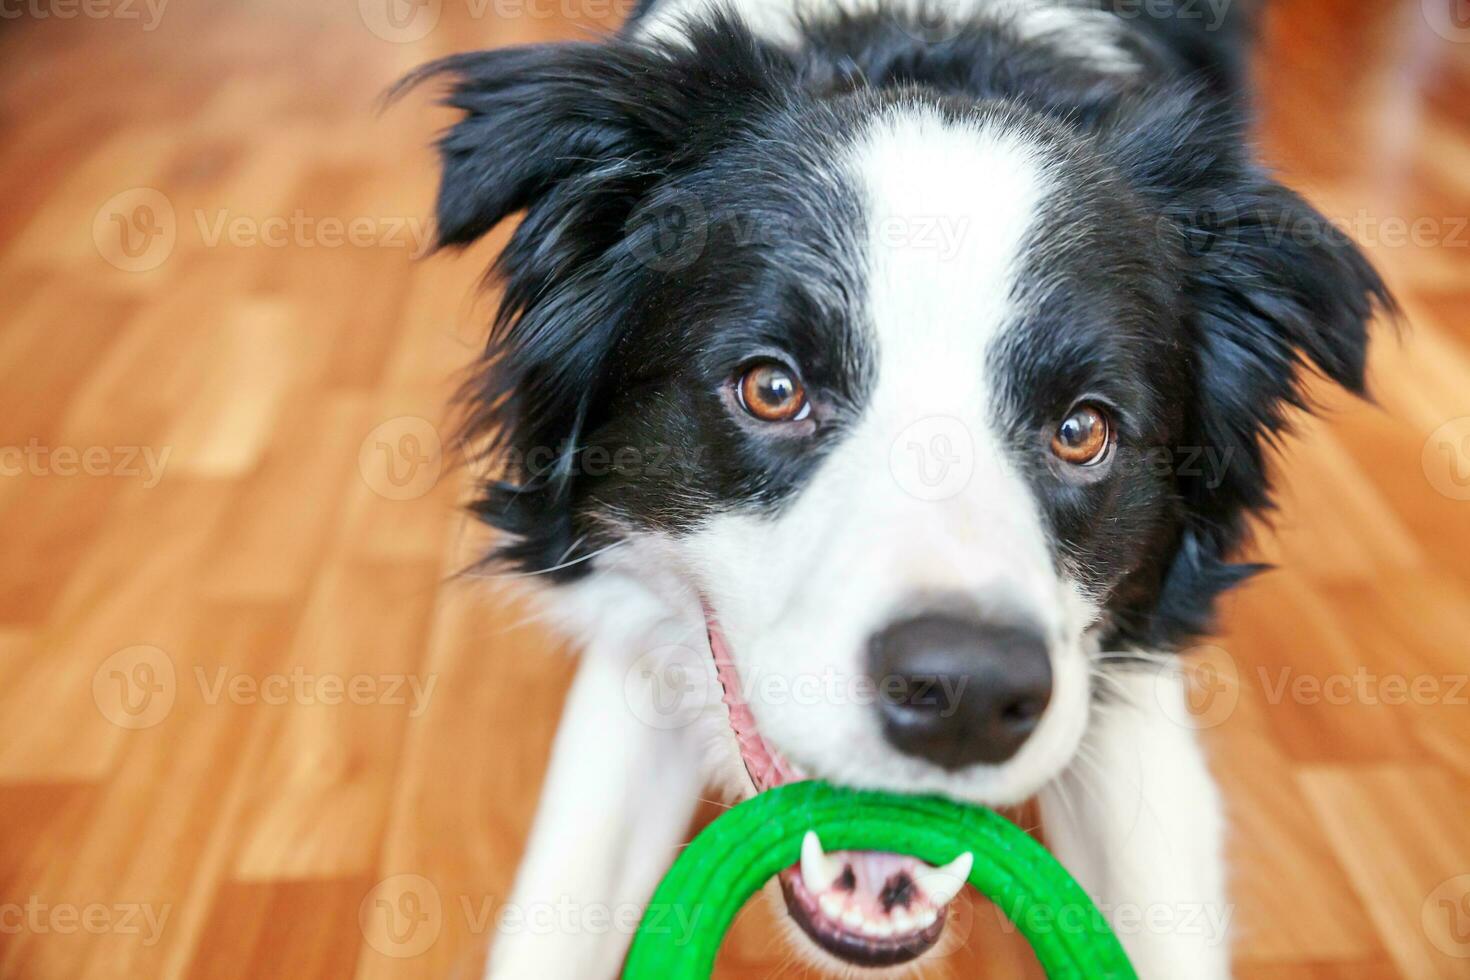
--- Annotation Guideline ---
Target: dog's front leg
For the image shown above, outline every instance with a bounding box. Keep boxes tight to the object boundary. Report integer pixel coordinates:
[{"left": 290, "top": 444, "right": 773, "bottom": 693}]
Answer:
[
  {"left": 486, "top": 638, "right": 703, "bottom": 979},
  {"left": 1038, "top": 663, "right": 1233, "bottom": 980}
]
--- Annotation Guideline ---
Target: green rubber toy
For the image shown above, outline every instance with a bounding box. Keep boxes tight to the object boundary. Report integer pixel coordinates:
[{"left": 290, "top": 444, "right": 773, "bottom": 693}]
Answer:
[{"left": 624, "top": 781, "right": 1136, "bottom": 979}]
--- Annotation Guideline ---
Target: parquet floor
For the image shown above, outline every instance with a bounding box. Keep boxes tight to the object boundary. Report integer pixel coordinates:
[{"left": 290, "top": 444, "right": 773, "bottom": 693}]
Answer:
[{"left": 1, "top": 0, "right": 1467, "bottom": 977}]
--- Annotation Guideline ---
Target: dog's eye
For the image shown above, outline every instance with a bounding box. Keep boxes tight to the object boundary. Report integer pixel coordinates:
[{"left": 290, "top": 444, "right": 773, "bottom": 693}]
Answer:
[
  {"left": 737, "top": 361, "right": 809, "bottom": 423},
  {"left": 1051, "top": 404, "right": 1111, "bottom": 465}
]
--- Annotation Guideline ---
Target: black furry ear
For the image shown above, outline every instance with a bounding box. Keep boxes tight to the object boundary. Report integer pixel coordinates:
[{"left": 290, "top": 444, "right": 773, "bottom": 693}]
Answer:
[
  {"left": 1103, "top": 86, "right": 1395, "bottom": 644},
  {"left": 393, "top": 21, "right": 796, "bottom": 249},
  {"left": 402, "top": 42, "right": 636, "bottom": 250},
  {"left": 1182, "top": 175, "right": 1390, "bottom": 509},
  {"left": 392, "top": 22, "right": 797, "bottom": 575}
]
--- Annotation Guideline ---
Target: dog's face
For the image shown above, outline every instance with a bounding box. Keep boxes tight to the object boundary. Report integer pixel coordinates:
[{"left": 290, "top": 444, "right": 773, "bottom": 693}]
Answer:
[
  {"left": 628, "top": 101, "right": 1188, "bottom": 805},
  {"left": 408, "top": 13, "right": 1386, "bottom": 967}
]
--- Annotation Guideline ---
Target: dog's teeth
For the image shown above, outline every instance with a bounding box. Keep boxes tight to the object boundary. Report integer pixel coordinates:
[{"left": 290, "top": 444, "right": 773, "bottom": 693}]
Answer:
[
  {"left": 819, "top": 893, "right": 844, "bottom": 920},
  {"left": 916, "top": 851, "right": 973, "bottom": 907},
  {"left": 841, "top": 907, "right": 865, "bottom": 930},
  {"left": 891, "top": 909, "right": 916, "bottom": 933},
  {"left": 800, "top": 830, "right": 841, "bottom": 893}
]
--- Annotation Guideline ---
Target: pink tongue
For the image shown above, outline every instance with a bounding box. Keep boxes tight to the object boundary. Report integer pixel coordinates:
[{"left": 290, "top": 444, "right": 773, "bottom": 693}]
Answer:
[
  {"left": 826, "top": 851, "right": 927, "bottom": 918},
  {"left": 706, "top": 607, "right": 797, "bottom": 791},
  {"left": 782, "top": 849, "right": 947, "bottom": 939},
  {"left": 705, "top": 605, "right": 950, "bottom": 949}
]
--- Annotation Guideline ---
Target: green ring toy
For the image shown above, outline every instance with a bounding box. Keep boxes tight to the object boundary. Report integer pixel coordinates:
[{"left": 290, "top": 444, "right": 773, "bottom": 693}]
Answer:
[{"left": 624, "top": 781, "right": 1136, "bottom": 979}]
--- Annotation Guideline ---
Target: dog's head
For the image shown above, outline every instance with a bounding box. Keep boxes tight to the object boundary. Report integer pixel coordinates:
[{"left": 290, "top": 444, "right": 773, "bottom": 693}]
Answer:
[{"left": 407, "top": 14, "right": 1388, "bottom": 967}]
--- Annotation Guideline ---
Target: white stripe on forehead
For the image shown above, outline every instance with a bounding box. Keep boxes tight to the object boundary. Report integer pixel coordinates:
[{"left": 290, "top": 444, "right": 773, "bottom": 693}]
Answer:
[
  {"left": 854, "top": 105, "right": 1048, "bottom": 418},
  {"left": 634, "top": 0, "right": 1139, "bottom": 74},
  {"left": 803, "top": 103, "right": 1060, "bottom": 621}
]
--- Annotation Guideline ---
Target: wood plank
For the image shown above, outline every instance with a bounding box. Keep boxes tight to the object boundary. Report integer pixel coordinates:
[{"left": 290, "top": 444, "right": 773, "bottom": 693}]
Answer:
[{"left": 1298, "top": 767, "right": 1470, "bottom": 980}]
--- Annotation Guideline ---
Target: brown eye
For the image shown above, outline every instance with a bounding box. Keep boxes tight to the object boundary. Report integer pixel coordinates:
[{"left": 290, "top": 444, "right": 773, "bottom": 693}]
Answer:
[
  {"left": 738, "top": 361, "right": 808, "bottom": 422},
  {"left": 1051, "top": 404, "right": 1111, "bottom": 465}
]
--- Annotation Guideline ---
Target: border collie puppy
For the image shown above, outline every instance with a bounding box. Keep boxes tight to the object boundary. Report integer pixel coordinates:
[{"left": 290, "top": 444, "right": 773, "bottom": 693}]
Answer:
[{"left": 402, "top": 0, "right": 1390, "bottom": 975}]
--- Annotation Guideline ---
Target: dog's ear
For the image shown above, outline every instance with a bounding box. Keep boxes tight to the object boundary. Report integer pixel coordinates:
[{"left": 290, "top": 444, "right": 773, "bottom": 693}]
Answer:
[
  {"left": 393, "top": 22, "right": 798, "bottom": 574},
  {"left": 409, "top": 41, "right": 640, "bottom": 250},
  {"left": 395, "top": 21, "right": 796, "bottom": 248},
  {"left": 1104, "top": 87, "right": 1395, "bottom": 642}
]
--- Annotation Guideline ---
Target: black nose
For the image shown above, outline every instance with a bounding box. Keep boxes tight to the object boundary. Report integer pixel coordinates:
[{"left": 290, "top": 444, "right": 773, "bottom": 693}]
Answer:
[{"left": 868, "top": 612, "right": 1053, "bottom": 769}]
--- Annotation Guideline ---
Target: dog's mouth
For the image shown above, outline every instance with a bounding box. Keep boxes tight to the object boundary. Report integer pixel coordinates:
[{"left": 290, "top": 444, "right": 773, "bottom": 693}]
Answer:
[{"left": 704, "top": 607, "right": 971, "bottom": 968}]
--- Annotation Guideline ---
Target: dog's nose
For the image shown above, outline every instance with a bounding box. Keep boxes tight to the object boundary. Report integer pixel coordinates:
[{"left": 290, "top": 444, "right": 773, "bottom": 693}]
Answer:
[{"left": 868, "top": 612, "right": 1052, "bottom": 769}]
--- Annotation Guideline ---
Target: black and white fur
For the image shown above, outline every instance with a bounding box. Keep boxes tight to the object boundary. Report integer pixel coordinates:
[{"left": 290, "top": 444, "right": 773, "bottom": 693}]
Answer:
[{"left": 400, "top": 0, "right": 1391, "bottom": 975}]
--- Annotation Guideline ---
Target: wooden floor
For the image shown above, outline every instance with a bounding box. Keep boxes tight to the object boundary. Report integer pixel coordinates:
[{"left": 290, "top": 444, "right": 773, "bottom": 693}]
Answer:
[{"left": 2, "top": 0, "right": 1468, "bottom": 977}]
